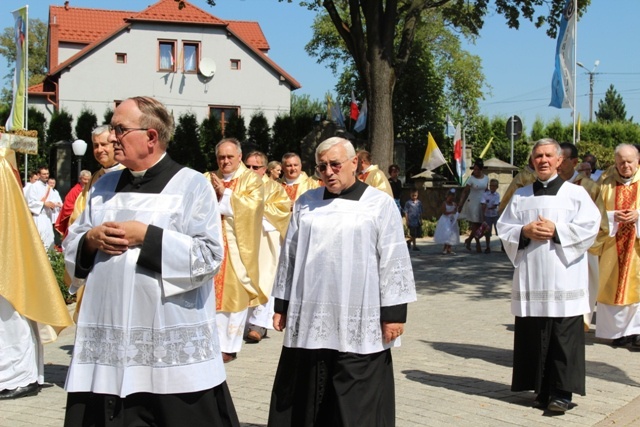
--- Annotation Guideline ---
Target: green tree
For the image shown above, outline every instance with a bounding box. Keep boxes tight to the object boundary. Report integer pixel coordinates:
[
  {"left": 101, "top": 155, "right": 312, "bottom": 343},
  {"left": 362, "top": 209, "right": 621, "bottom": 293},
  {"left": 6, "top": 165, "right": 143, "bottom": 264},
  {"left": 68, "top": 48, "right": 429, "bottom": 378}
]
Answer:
[
  {"left": 242, "top": 0, "right": 589, "bottom": 173},
  {"left": 248, "top": 111, "right": 272, "bottom": 156},
  {"left": 45, "top": 109, "right": 74, "bottom": 166},
  {"left": 75, "top": 108, "right": 99, "bottom": 172},
  {"left": 199, "top": 116, "right": 223, "bottom": 171},
  {"left": 0, "top": 18, "right": 48, "bottom": 101},
  {"left": 224, "top": 114, "right": 246, "bottom": 142},
  {"left": 169, "top": 113, "right": 205, "bottom": 171},
  {"left": 103, "top": 108, "right": 114, "bottom": 126},
  {"left": 595, "top": 84, "right": 631, "bottom": 123},
  {"left": 271, "top": 114, "right": 299, "bottom": 162}
]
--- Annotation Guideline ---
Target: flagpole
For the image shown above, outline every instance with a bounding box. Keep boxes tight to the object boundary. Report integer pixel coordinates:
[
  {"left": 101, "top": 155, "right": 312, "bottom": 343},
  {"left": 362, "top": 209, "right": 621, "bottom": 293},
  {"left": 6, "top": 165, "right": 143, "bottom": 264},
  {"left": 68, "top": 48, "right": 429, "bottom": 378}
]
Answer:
[
  {"left": 571, "top": 0, "right": 577, "bottom": 144},
  {"left": 24, "top": 5, "right": 29, "bottom": 182}
]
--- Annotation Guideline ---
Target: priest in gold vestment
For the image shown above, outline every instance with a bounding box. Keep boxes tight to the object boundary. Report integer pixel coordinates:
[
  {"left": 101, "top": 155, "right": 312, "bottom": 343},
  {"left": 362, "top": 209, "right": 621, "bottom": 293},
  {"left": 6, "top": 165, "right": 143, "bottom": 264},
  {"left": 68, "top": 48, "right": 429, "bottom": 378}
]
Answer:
[
  {"left": 206, "top": 138, "right": 265, "bottom": 362},
  {"left": 243, "top": 151, "right": 290, "bottom": 343},
  {"left": 356, "top": 150, "right": 393, "bottom": 198},
  {"left": 591, "top": 144, "right": 640, "bottom": 347},
  {"left": 281, "top": 152, "right": 318, "bottom": 203}
]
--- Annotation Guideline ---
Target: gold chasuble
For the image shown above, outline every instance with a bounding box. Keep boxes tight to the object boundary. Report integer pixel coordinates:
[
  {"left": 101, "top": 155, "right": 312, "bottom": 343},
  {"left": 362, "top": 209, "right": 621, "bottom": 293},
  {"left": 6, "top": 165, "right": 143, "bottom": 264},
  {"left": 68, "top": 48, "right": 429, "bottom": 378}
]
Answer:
[
  {"left": 573, "top": 173, "right": 600, "bottom": 202},
  {"left": 205, "top": 164, "right": 265, "bottom": 312},
  {"left": 592, "top": 168, "right": 640, "bottom": 306},
  {"left": 282, "top": 171, "right": 319, "bottom": 202},
  {"left": 358, "top": 165, "right": 393, "bottom": 198},
  {"left": 263, "top": 174, "right": 291, "bottom": 239},
  {"left": 0, "top": 147, "right": 72, "bottom": 330}
]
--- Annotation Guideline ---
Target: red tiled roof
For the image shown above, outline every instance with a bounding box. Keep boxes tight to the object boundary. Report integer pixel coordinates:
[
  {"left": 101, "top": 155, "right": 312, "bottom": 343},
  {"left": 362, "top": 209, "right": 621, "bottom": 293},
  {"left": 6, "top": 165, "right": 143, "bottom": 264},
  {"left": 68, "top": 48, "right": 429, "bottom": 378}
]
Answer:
[
  {"left": 36, "top": 0, "right": 299, "bottom": 92},
  {"left": 49, "top": 6, "right": 133, "bottom": 44},
  {"left": 227, "top": 21, "right": 269, "bottom": 51},
  {"left": 131, "top": 0, "right": 226, "bottom": 25}
]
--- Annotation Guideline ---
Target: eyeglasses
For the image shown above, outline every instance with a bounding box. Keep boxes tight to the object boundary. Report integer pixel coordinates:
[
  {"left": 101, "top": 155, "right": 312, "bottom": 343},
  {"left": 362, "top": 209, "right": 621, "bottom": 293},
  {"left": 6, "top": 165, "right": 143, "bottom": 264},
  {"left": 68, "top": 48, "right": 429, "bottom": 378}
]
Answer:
[
  {"left": 315, "top": 158, "right": 350, "bottom": 174},
  {"left": 246, "top": 164, "right": 264, "bottom": 170},
  {"left": 109, "top": 124, "right": 149, "bottom": 138}
]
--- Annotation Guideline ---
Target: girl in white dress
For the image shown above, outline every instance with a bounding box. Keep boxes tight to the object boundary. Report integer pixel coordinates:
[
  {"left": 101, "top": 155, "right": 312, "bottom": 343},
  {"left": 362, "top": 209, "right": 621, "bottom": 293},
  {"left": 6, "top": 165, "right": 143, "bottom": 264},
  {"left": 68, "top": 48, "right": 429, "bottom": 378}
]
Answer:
[{"left": 434, "top": 189, "right": 460, "bottom": 254}]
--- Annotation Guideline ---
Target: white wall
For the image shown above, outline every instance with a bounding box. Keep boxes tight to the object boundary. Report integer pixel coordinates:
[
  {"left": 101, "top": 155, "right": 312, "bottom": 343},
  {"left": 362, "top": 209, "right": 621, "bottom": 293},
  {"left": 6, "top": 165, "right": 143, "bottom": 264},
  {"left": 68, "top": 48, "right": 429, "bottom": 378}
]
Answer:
[{"left": 50, "top": 22, "right": 293, "bottom": 129}]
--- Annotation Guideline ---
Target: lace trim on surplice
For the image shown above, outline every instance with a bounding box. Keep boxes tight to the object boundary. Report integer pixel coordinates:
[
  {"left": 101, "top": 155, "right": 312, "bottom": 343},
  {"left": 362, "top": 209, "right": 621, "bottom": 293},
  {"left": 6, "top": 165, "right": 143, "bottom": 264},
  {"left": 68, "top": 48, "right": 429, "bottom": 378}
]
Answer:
[{"left": 74, "top": 321, "right": 219, "bottom": 368}]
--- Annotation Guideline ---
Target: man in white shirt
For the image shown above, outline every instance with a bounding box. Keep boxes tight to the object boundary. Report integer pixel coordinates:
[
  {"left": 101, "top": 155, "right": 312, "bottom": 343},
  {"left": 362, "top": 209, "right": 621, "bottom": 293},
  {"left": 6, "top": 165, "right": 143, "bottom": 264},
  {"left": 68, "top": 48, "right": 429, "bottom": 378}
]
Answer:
[{"left": 25, "top": 167, "right": 58, "bottom": 250}]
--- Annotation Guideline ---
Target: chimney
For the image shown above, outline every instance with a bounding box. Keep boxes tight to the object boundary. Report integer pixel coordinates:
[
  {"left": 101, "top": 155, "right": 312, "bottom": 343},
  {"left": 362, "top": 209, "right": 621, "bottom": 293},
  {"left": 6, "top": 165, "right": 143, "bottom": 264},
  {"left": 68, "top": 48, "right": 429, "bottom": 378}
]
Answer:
[{"left": 64, "top": 1, "right": 70, "bottom": 10}]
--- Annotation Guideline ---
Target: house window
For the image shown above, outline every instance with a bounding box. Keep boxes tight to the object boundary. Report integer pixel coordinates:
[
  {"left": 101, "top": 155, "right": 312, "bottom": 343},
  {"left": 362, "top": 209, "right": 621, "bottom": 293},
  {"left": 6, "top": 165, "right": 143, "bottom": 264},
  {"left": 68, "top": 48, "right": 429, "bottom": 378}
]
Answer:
[
  {"left": 209, "top": 106, "right": 239, "bottom": 134},
  {"left": 158, "top": 40, "right": 176, "bottom": 72},
  {"left": 183, "top": 42, "right": 199, "bottom": 73},
  {"left": 116, "top": 53, "right": 127, "bottom": 64},
  {"left": 230, "top": 59, "right": 241, "bottom": 70}
]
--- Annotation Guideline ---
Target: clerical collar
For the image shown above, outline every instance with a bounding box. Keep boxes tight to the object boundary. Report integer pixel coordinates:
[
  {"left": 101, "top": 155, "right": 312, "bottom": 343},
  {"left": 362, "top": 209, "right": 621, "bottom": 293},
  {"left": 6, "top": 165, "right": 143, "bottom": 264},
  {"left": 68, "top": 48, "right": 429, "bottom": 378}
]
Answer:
[
  {"left": 222, "top": 172, "right": 233, "bottom": 181},
  {"left": 323, "top": 179, "right": 367, "bottom": 200},
  {"left": 361, "top": 165, "right": 372, "bottom": 174},
  {"left": 285, "top": 177, "right": 297, "bottom": 185},
  {"left": 533, "top": 174, "right": 564, "bottom": 196},
  {"left": 130, "top": 153, "right": 166, "bottom": 178},
  {"left": 103, "top": 163, "right": 121, "bottom": 173},
  {"left": 619, "top": 175, "right": 633, "bottom": 184}
]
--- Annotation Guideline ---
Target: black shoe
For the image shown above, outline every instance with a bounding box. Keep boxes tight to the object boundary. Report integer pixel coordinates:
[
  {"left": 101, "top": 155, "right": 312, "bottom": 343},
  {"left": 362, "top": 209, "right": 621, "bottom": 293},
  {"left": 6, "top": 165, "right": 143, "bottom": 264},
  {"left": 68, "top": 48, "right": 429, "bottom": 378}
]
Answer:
[
  {"left": 631, "top": 335, "right": 640, "bottom": 347},
  {"left": 547, "top": 397, "right": 570, "bottom": 412},
  {"left": 533, "top": 393, "right": 549, "bottom": 409},
  {"left": 611, "top": 336, "right": 633, "bottom": 347},
  {"left": 0, "top": 382, "right": 39, "bottom": 400}
]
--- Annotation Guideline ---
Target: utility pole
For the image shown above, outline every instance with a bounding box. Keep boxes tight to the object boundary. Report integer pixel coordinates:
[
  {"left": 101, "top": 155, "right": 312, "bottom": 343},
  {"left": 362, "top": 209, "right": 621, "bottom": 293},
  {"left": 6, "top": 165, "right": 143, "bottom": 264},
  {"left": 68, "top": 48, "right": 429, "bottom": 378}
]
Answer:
[{"left": 577, "top": 60, "right": 600, "bottom": 122}]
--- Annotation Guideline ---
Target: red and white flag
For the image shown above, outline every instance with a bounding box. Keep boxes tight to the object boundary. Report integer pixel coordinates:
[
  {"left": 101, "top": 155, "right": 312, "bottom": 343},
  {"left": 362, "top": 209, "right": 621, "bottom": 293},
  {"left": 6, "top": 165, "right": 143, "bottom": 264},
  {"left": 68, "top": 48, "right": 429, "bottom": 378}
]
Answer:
[
  {"left": 453, "top": 124, "right": 463, "bottom": 184},
  {"left": 350, "top": 91, "right": 359, "bottom": 121}
]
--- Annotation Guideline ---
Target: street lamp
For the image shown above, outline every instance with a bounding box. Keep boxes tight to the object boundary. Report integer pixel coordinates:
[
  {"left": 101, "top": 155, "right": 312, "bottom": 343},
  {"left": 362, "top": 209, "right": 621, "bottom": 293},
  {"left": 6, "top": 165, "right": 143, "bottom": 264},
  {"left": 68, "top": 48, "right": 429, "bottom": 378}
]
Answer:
[
  {"left": 71, "top": 139, "right": 87, "bottom": 178},
  {"left": 577, "top": 60, "right": 600, "bottom": 122}
]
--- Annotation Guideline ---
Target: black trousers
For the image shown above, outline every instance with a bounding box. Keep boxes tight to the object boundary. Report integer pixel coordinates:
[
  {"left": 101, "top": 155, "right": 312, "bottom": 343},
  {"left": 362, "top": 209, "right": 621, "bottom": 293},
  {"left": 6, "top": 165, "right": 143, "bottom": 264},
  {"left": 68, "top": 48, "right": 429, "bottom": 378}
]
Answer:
[
  {"left": 269, "top": 347, "right": 395, "bottom": 427},
  {"left": 512, "top": 315, "right": 585, "bottom": 396},
  {"left": 64, "top": 382, "right": 239, "bottom": 427}
]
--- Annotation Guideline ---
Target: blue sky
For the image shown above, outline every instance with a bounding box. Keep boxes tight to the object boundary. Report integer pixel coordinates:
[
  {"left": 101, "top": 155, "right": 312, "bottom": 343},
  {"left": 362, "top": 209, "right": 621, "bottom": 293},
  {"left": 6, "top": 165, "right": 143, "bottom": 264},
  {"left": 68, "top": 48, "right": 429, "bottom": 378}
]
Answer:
[{"left": 2, "top": 0, "right": 639, "bottom": 131}]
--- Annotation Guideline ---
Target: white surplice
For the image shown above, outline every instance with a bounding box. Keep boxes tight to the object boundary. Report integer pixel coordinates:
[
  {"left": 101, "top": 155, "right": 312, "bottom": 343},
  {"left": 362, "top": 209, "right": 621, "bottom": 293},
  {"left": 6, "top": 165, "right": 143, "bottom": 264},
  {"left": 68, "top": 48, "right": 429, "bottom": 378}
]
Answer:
[
  {"left": 63, "top": 166, "right": 225, "bottom": 398},
  {"left": 0, "top": 296, "right": 44, "bottom": 390},
  {"left": 497, "top": 182, "right": 601, "bottom": 317},
  {"left": 273, "top": 186, "right": 416, "bottom": 355},
  {"left": 25, "top": 180, "right": 57, "bottom": 250}
]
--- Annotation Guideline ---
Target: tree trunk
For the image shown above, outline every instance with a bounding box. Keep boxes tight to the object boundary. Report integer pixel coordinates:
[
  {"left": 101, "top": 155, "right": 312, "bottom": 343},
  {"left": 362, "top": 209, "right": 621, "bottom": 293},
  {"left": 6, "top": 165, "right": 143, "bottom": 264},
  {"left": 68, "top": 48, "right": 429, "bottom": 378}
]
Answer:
[{"left": 368, "top": 54, "right": 396, "bottom": 174}]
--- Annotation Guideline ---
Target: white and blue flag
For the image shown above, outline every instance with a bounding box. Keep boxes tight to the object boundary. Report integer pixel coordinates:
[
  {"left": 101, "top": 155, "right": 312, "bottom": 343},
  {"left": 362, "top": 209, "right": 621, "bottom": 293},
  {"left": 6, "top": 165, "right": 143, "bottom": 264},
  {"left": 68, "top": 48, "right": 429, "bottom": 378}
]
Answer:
[{"left": 550, "top": 0, "right": 576, "bottom": 109}]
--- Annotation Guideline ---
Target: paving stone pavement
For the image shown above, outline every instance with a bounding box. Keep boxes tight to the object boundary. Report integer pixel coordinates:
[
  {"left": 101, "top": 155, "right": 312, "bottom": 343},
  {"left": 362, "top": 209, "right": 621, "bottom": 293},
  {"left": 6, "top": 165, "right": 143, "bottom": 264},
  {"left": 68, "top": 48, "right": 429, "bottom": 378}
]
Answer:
[{"left": 2, "top": 237, "right": 640, "bottom": 426}]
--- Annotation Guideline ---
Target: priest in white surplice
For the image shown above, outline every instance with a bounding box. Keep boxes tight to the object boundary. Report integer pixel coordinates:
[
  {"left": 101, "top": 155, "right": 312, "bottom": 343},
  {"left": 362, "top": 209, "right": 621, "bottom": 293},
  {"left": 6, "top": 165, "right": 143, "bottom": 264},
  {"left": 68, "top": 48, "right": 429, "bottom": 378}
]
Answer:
[
  {"left": 25, "top": 166, "right": 58, "bottom": 250},
  {"left": 498, "top": 138, "right": 600, "bottom": 414},
  {"left": 269, "top": 137, "right": 416, "bottom": 426},
  {"left": 63, "top": 96, "right": 239, "bottom": 427}
]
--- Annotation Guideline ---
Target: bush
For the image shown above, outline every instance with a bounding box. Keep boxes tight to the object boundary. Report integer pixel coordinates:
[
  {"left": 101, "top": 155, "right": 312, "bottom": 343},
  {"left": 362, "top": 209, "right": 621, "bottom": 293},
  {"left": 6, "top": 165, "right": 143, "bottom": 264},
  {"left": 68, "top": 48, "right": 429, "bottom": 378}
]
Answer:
[{"left": 48, "top": 250, "right": 74, "bottom": 304}]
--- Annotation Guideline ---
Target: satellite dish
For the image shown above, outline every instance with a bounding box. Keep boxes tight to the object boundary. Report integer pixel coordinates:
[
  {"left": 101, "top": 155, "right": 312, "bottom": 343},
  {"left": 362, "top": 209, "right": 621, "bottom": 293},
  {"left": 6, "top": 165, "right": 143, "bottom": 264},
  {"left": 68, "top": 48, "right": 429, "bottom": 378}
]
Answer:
[{"left": 198, "top": 58, "right": 216, "bottom": 78}]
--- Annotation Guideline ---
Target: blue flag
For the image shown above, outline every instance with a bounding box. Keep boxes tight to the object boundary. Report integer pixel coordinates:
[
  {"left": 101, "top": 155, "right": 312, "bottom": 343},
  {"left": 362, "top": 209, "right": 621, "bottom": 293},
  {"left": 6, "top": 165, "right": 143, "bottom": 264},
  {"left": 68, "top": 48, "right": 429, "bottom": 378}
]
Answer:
[
  {"left": 445, "top": 114, "right": 455, "bottom": 138},
  {"left": 550, "top": 0, "right": 576, "bottom": 109}
]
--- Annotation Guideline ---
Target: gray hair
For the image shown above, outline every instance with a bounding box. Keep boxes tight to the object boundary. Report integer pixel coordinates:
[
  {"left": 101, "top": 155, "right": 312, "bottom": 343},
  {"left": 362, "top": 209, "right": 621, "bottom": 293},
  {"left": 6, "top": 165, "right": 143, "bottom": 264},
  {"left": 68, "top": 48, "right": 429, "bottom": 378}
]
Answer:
[
  {"left": 215, "top": 137, "right": 242, "bottom": 156},
  {"left": 315, "top": 137, "right": 356, "bottom": 162},
  {"left": 614, "top": 143, "right": 640, "bottom": 158},
  {"left": 531, "top": 138, "right": 561, "bottom": 157},
  {"left": 79, "top": 169, "right": 92, "bottom": 178},
  {"left": 92, "top": 124, "right": 110, "bottom": 140}
]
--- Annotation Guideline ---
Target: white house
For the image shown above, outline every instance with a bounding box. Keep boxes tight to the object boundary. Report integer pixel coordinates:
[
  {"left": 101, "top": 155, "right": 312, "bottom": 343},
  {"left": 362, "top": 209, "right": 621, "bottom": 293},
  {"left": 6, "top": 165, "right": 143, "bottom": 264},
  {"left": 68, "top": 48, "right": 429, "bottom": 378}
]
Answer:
[{"left": 29, "top": 0, "right": 301, "bottom": 132}]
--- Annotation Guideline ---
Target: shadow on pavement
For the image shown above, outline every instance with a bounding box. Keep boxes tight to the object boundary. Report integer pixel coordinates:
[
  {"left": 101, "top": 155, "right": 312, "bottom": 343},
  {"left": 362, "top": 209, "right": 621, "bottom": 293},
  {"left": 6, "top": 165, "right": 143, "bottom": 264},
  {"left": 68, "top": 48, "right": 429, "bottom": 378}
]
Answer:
[
  {"left": 44, "top": 364, "right": 68, "bottom": 388},
  {"left": 411, "top": 248, "right": 513, "bottom": 301},
  {"left": 421, "top": 341, "right": 640, "bottom": 387}
]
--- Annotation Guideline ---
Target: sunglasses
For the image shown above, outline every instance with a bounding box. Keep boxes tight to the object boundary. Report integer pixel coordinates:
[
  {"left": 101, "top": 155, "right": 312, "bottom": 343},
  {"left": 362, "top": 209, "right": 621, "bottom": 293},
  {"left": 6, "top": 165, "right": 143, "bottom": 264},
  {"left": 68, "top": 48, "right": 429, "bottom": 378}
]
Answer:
[
  {"left": 315, "top": 158, "right": 350, "bottom": 173},
  {"left": 246, "top": 164, "right": 264, "bottom": 170}
]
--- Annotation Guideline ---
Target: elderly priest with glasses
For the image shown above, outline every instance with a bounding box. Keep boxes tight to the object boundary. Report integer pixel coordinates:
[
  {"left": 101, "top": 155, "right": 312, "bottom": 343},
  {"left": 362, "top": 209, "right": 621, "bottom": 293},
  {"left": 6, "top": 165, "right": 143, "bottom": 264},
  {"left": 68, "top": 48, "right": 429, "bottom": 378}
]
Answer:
[
  {"left": 63, "top": 96, "right": 239, "bottom": 426},
  {"left": 268, "top": 136, "right": 416, "bottom": 426}
]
